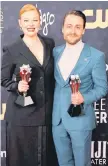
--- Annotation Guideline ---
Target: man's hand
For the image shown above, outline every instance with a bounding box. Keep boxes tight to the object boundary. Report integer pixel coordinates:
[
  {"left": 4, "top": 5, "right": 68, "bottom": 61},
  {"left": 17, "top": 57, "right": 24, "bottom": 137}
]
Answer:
[{"left": 71, "top": 91, "right": 84, "bottom": 105}]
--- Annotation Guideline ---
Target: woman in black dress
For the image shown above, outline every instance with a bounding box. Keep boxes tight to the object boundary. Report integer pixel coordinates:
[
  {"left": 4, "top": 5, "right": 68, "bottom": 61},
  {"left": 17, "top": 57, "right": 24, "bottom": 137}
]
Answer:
[{"left": 1, "top": 4, "right": 57, "bottom": 166}]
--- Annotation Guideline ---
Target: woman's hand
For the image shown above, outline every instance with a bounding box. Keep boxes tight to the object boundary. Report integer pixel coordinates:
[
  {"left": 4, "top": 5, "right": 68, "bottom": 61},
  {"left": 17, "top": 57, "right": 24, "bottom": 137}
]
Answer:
[{"left": 18, "top": 80, "right": 29, "bottom": 93}]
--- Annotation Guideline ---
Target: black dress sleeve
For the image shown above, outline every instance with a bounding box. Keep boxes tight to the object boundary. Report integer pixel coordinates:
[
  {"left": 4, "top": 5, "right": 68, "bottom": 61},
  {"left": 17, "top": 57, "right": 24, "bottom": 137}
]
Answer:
[{"left": 1, "top": 46, "right": 18, "bottom": 92}]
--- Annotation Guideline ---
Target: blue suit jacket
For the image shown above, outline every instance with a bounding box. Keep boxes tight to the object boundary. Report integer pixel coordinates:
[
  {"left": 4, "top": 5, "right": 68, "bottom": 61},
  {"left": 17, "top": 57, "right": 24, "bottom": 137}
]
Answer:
[{"left": 52, "top": 43, "right": 108, "bottom": 130}]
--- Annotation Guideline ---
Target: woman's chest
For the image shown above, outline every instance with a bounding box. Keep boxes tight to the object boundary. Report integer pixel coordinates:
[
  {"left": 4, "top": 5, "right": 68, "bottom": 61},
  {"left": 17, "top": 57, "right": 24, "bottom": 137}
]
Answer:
[{"left": 13, "top": 52, "right": 54, "bottom": 78}]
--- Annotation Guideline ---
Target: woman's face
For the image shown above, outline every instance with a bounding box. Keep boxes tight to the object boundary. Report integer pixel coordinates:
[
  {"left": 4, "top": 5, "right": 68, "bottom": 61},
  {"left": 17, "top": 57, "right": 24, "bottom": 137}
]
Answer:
[{"left": 19, "top": 10, "right": 40, "bottom": 37}]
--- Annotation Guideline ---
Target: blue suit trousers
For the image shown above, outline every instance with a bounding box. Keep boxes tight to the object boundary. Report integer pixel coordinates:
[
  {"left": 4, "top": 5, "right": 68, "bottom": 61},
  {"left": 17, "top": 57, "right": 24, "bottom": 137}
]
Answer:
[{"left": 52, "top": 121, "right": 92, "bottom": 166}]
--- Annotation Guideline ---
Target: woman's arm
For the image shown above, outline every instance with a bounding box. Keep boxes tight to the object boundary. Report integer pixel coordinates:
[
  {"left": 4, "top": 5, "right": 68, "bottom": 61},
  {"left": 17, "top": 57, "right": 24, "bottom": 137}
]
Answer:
[{"left": 1, "top": 46, "right": 18, "bottom": 92}]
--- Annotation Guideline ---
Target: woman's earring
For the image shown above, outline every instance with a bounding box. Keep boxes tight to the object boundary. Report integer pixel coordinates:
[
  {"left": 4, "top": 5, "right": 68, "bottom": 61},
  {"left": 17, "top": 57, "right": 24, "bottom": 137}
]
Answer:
[
  {"left": 20, "top": 27, "right": 22, "bottom": 31},
  {"left": 39, "top": 26, "right": 42, "bottom": 31},
  {"left": 36, "top": 27, "right": 42, "bottom": 32}
]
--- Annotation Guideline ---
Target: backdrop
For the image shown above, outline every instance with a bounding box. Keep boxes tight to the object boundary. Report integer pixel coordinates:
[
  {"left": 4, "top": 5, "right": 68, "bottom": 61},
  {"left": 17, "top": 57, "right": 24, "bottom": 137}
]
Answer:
[{"left": 0, "top": 1, "right": 108, "bottom": 166}]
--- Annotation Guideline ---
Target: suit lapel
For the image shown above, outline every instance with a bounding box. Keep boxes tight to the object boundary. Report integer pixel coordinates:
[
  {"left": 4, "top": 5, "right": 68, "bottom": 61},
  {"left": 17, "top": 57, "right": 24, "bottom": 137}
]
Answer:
[
  {"left": 56, "top": 43, "right": 91, "bottom": 87},
  {"left": 16, "top": 34, "right": 41, "bottom": 67},
  {"left": 39, "top": 35, "right": 51, "bottom": 69},
  {"left": 16, "top": 34, "right": 50, "bottom": 69},
  {"left": 71, "top": 44, "right": 91, "bottom": 75},
  {"left": 56, "top": 45, "right": 66, "bottom": 85}
]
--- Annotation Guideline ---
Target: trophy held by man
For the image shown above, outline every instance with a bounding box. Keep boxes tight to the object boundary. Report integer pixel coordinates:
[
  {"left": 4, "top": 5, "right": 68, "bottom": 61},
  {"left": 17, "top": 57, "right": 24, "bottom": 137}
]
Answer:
[{"left": 67, "top": 74, "right": 84, "bottom": 117}]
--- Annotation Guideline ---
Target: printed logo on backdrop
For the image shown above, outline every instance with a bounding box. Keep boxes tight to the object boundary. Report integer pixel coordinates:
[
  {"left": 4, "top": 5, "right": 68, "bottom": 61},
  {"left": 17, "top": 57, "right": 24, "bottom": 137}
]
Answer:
[
  {"left": 36, "top": 8, "right": 108, "bottom": 36},
  {"left": 36, "top": 4, "right": 55, "bottom": 36},
  {"left": 83, "top": 9, "right": 108, "bottom": 29},
  {"left": 94, "top": 98, "right": 107, "bottom": 125},
  {"left": 91, "top": 141, "right": 108, "bottom": 165},
  {"left": 0, "top": 151, "right": 6, "bottom": 158},
  {"left": 0, "top": 8, "right": 4, "bottom": 33}
]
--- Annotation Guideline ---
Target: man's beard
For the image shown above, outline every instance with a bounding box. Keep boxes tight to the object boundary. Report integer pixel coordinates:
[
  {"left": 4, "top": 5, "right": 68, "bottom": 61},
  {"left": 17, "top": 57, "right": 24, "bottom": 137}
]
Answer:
[{"left": 64, "top": 34, "right": 81, "bottom": 45}]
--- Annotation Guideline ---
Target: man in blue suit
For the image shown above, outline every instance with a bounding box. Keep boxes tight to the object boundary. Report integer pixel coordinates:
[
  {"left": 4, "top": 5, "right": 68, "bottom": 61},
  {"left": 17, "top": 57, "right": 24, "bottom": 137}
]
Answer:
[{"left": 52, "top": 10, "right": 107, "bottom": 166}]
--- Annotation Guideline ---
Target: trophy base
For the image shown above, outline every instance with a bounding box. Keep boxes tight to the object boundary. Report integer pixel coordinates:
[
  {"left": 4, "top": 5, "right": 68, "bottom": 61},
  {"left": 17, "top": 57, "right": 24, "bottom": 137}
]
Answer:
[
  {"left": 67, "top": 104, "right": 84, "bottom": 117},
  {"left": 15, "top": 95, "right": 34, "bottom": 107}
]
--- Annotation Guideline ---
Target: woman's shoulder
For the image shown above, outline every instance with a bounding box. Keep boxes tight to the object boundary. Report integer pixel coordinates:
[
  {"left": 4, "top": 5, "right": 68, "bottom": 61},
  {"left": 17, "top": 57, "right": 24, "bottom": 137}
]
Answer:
[{"left": 3, "top": 36, "right": 22, "bottom": 53}]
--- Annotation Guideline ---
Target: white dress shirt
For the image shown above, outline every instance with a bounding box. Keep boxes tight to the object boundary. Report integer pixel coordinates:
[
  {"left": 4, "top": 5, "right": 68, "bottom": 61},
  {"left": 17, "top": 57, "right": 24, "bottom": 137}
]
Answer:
[{"left": 58, "top": 40, "right": 84, "bottom": 81}]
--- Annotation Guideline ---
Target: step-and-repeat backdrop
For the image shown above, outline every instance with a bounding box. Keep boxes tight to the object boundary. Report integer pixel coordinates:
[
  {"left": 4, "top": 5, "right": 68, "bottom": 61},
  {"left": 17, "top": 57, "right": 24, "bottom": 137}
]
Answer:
[{"left": 0, "top": 1, "right": 108, "bottom": 166}]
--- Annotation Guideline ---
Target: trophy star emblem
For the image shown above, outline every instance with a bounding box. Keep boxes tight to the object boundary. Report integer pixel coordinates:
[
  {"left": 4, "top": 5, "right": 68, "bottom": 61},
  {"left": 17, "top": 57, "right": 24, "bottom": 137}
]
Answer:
[{"left": 20, "top": 64, "right": 32, "bottom": 74}]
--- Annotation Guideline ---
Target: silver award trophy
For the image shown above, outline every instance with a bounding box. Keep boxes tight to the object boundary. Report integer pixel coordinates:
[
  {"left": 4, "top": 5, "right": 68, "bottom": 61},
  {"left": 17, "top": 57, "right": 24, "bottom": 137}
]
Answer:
[
  {"left": 15, "top": 64, "right": 34, "bottom": 107},
  {"left": 67, "top": 74, "right": 84, "bottom": 117}
]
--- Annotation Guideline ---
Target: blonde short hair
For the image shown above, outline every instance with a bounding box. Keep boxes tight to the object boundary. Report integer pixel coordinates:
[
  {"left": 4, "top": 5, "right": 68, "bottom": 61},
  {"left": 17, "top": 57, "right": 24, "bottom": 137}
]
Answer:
[{"left": 19, "top": 4, "right": 40, "bottom": 18}]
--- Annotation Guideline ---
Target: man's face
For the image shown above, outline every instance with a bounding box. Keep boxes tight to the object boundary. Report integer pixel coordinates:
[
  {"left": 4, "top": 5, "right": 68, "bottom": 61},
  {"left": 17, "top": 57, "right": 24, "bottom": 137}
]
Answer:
[{"left": 62, "top": 14, "right": 85, "bottom": 45}]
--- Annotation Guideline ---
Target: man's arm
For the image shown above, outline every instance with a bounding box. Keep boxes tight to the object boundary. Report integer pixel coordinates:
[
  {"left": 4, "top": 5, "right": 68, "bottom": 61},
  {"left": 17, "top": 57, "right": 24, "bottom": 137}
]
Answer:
[
  {"left": 82, "top": 54, "right": 108, "bottom": 104},
  {"left": 72, "top": 54, "right": 108, "bottom": 105}
]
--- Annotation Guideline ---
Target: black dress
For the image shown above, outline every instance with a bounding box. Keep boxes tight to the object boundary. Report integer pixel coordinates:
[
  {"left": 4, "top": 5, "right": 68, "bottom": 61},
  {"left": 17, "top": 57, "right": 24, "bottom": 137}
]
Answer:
[{"left": 1, "top": 34, "right": 58, "bottom": 166}]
